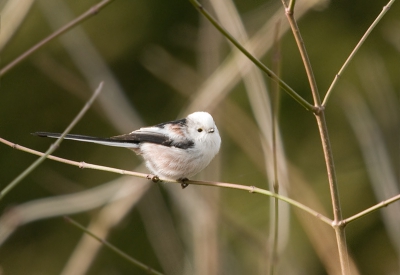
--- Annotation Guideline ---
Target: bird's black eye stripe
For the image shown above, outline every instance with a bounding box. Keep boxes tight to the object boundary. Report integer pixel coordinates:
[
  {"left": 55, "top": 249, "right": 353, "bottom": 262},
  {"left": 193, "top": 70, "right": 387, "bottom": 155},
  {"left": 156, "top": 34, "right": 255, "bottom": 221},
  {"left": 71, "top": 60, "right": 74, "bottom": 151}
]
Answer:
[{"left": 197, "top": 128, "right": 203, "bottom": 132}]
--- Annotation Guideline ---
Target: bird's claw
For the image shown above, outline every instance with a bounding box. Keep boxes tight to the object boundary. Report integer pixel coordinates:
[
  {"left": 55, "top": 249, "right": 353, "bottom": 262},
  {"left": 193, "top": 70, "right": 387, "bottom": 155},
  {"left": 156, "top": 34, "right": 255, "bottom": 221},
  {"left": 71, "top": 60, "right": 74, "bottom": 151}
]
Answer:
[
  {"left": 147, "top": 175, "right": 160, "bottom": 183},
  {"left": 179, "top": 178, "right": 189, "bottom": 189}
]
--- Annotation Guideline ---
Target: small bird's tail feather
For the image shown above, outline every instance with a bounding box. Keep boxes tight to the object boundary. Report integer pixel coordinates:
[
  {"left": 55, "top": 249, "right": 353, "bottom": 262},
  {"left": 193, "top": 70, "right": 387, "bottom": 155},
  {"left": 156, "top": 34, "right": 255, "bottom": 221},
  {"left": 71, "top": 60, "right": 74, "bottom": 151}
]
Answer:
[{"left": 32, "top": 132, "right": 139, "bottom": 148}]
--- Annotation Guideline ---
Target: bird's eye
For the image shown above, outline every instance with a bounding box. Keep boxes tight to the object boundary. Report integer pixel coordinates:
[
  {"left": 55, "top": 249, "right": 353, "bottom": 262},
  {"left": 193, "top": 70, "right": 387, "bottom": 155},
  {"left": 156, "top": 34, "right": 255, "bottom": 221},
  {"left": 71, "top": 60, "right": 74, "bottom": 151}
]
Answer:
[
  {"left": 197, "top": 128, "right": 203, "bottom": 132},
  {"left": 209, "top": 128, "right": 215, "bottom": 133}
]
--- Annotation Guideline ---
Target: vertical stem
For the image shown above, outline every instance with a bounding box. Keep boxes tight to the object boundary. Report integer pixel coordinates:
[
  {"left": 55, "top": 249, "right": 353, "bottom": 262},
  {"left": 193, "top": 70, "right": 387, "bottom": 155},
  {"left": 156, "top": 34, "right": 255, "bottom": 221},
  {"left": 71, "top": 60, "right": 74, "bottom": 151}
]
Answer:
[
  {"left": 284, "top": 6, "right": 350, "bottom": 274},
  {"left": 269, "top": 199, "right": 279, "bottom": 275},
  {"left": 269, "top": 21, "right": 282, "bottom": 275},
  {"left": 315, "top": 112, "right": 349, "bottom": 273}
]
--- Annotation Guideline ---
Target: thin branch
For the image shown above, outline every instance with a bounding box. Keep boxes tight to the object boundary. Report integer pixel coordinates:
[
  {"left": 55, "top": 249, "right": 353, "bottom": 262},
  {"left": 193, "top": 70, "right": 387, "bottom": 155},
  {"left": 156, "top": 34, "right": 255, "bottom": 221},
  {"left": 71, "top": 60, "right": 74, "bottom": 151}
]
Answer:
[
  {"left": 64, "top": 216, "right": 164, "bottom": 275},
  {"left": 189, "top": 180, "right": 333, "bottom": 225},
  {"left": 188, "top": 0, "right": 316, "bottom": 112},
  {"left": 0, "top": 136, "right": 333, "bottom": 226},
  {"left": 288, "top": 0, "right": 296, "bottom": 13},
  {"left": 322, "top": 0, "right": 396, "bottom": 107},
  {"left": 284, "top": 7, "right": 320, "bottom": 109},
  {"left": 0, "top": 82, "right": 104, "bottom": 201},
  {"left": 0, "top": 0, "right": 114, "bottom": 77},
  {"left": 283, "top": 3, "right": 349, "bottom": 274},
  {"left": 343, "top": 195, "right": 400, "bottom": 226}
]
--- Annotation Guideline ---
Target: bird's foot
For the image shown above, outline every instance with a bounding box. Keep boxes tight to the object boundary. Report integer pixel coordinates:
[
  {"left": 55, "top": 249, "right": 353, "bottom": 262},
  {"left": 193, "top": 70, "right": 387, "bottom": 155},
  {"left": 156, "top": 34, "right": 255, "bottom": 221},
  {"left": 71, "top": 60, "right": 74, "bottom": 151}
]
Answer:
[
  {"left": 178, "top": 178, "right": 189, "bottom": 189},
  {"left": 147, "top": 174, "right": 161, "bottom": 183}
]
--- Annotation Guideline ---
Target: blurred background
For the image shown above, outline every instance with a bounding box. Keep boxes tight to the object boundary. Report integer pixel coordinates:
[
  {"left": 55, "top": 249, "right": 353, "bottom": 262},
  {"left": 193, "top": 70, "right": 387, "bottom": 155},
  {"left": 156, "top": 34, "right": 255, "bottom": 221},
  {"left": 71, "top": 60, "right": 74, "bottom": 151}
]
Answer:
[{"left": 0, "top": 0, "right": 399, "bottom": 274}]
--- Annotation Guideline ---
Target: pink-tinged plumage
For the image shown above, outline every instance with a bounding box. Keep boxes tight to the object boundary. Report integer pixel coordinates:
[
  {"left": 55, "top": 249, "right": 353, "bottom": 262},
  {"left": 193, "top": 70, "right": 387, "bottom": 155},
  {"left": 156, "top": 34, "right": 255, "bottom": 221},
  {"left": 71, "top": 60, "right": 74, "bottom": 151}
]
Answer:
[{"left": 33, "top": 112, "right": 221, "bottom": 183}]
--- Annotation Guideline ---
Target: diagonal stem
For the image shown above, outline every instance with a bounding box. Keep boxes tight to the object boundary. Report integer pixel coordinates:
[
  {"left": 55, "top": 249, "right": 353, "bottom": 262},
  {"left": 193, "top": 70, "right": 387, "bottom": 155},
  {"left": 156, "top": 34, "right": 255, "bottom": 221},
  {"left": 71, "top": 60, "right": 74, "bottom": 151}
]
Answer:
[
  {"left": 64, "top": 216, "right": 164, "bottom": 275},
  {"left": 189, "top": 0, "right": 316, "bottom": 112},
  {"left": 285, "top": 8, "right": 320, "bottom": 108},
  {"left": 0, "top": 135, "right": 333, "bottom": 226},
  {"left": 0, "top": 82, "right": 103, "bottom": 201},
  {"left": 343, "top": 194, "right": 400, "bottom": 225},
  {"left": 0, "top": 0, "right": 114, "bottom": 77},
  {"left": 322, "top": 0, "right": 396, "bottom": 107}
]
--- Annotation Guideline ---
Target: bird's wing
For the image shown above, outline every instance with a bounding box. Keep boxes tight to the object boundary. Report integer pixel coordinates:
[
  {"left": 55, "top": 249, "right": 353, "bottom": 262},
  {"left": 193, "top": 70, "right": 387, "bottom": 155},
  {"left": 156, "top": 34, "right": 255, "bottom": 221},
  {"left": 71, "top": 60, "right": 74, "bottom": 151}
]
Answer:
[
  {"left": 112, "top": 128, "right": 194, "bottom": 149},
  {"left": 33, "top": 130, "right": 194, "bottom": 149},
  {"left": 110, "top": 131, "right": 171, "bottom": 147}
]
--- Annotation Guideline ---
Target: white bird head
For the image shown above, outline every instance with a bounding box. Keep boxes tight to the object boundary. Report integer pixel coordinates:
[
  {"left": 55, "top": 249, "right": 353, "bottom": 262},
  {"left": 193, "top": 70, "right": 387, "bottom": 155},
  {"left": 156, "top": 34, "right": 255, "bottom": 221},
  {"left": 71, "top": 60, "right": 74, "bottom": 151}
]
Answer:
[{"left": 186, "top": 111, "right": 221, "bottom": 153}]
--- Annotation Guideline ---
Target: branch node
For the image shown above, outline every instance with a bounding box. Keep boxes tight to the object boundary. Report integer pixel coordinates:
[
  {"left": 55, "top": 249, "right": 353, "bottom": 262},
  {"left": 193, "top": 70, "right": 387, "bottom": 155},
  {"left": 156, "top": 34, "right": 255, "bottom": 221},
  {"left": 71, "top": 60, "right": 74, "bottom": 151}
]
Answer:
[
  {"left": 380, "top": 200, "right": 390, "bottom": 208},
  {"left": 249, "top": 186, "right": 256, "bottom": 193},
  {"left": 79, "top": 162, "right": 86, "bottom": 169},
  {"left": 332, "top": 219, "right": 346, "bottom": 229},
  {"left": 89, "top": 6, "right": 100, "bottom": 15}
]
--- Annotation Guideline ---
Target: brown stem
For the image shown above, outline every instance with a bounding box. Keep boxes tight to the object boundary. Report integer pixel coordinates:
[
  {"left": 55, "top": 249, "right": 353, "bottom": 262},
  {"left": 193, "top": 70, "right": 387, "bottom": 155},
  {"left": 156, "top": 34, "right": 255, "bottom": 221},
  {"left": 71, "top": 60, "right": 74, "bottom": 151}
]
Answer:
[
  {"left": 0, "top": 135, "right": 334, "bottom": 225},
  {"left": 284, "top": 5, "right": 350, "bottom": 274}
]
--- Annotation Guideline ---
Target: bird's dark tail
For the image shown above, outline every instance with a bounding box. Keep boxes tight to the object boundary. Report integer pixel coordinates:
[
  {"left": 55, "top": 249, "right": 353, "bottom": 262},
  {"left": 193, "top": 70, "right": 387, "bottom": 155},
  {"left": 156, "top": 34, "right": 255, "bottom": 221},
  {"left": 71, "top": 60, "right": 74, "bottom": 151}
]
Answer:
[{"left": 32, "top": 132, "right": 139, "bottom": 148}]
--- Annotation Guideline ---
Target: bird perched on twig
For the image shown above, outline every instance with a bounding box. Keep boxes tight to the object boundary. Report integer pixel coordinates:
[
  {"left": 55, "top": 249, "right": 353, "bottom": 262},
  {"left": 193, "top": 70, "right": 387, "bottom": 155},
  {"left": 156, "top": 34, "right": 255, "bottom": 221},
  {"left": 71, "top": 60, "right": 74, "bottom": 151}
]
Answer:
[{"left": 33, "top": 111, "right": 221, "bottom": 188}]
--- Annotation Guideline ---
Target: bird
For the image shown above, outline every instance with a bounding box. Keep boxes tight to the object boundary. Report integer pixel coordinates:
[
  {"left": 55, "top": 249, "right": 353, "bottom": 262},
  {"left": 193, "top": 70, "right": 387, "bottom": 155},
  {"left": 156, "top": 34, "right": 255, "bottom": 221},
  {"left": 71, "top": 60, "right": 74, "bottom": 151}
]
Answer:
[{"left": 33, "top": 111, "right": 221, "bottom": 188}]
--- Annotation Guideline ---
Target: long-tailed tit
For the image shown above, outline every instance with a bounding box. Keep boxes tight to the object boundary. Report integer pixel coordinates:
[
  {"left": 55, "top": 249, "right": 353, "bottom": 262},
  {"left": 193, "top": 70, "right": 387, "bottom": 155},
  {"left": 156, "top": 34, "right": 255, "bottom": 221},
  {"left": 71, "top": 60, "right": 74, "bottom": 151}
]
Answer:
[{"left": 34, "top": 112, "right": 221, "bottom": 188}]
